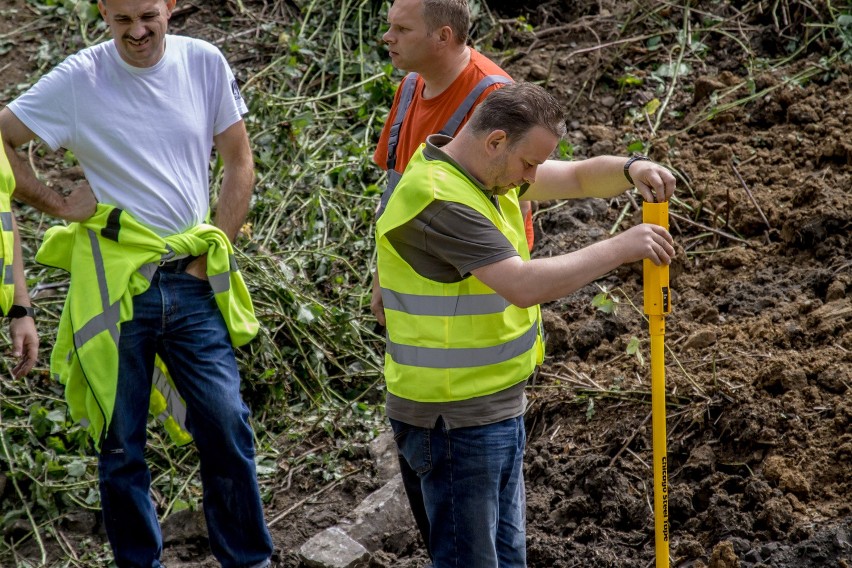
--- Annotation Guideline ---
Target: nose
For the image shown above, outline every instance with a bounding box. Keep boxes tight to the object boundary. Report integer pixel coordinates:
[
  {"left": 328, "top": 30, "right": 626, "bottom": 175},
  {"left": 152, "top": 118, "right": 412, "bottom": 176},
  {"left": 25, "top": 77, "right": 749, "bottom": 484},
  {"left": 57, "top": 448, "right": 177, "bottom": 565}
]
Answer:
[
  {"left": 383, "top": 29, "right": 394, "bottom": 44},
  {"left": 128, "top": 19, "right": 147, "bottom": 39},
  {"left": 524, "top": 165, "right": 537, "bottom": 185}
]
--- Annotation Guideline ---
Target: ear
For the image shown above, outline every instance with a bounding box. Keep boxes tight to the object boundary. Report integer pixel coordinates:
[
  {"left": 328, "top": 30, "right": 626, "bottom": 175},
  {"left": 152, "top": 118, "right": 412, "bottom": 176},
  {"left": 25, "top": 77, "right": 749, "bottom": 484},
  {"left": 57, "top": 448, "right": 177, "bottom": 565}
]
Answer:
[
  {"left": 435, "top": 25, "right": 453, "bottom": 46},
  {"left": 484, "top": 130, "right": 508, "bottom": 154},
  {"left": 97, "top": 1, "right": 107, "bottom": 19},
  {"left": 166, "top": 0, "right": 178, "bottom": 15}
]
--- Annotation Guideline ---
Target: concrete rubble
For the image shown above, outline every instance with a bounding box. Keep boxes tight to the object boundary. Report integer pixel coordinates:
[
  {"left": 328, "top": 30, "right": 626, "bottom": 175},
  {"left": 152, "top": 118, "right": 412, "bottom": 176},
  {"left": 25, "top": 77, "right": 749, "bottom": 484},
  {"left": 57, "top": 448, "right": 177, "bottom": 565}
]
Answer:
[{"left": 298, "top": 430, "right": 416, "bottom": 568}]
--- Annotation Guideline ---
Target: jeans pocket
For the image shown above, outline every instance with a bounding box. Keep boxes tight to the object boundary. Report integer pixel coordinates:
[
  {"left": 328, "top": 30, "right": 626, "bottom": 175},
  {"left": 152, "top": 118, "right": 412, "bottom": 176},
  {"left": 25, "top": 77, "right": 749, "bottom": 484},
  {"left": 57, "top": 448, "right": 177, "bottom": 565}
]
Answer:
[{"left": 390, "top": 419, "right": 432, "bottom": 475}]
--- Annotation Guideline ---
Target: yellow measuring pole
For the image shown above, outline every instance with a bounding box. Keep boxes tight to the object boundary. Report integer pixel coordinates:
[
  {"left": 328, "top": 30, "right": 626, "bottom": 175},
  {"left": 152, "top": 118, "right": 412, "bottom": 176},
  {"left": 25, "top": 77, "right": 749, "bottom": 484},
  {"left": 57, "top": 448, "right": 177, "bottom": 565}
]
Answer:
[{"left": 643, "top": 201, "right": 671, "bottom": 568}]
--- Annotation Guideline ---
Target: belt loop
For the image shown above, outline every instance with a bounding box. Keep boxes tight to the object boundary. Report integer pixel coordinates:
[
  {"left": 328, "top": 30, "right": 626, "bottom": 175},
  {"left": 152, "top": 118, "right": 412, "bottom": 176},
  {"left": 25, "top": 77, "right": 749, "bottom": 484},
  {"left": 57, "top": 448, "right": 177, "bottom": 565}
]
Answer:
[{"left": 159, "top": 246, "right": 176, "bottom": 266}]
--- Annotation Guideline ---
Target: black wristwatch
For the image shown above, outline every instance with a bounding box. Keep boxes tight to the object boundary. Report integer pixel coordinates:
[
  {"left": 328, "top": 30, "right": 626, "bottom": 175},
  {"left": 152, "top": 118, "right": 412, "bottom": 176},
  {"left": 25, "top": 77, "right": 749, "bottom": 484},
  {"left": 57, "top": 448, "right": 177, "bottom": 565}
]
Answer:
[
  {"left": 624, "top": 153, "right": 651, "bottom": 186},
  {"left": 6, "top": 304, "right": 35, "bottom": 320}
]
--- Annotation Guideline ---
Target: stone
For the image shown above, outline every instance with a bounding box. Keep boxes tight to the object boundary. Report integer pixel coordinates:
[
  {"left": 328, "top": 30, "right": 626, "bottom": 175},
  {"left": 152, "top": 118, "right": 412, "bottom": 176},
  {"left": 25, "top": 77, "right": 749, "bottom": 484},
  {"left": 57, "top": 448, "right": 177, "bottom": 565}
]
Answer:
[
  {"left": 341, "top": 475, "right": 412, "bottom": 551},
  {"left": 682, "top": 330, "right": 717, "bottom": 351},
  {"left": 368, "top": 430, "right": 399, "bottom": 483},
  {"left": 161, "top": 508, "right": 208, "bottom": 544},
  {"left": 299, "top": 526, "right": 370, "bottom": 568}
]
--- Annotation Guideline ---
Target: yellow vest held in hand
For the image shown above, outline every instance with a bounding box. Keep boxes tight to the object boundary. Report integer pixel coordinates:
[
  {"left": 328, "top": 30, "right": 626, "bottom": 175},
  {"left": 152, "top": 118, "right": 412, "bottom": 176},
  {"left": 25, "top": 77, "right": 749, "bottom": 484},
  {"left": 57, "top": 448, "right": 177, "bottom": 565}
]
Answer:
[{"left": 0, "top": 134, "right": 18, "bottom": 315}]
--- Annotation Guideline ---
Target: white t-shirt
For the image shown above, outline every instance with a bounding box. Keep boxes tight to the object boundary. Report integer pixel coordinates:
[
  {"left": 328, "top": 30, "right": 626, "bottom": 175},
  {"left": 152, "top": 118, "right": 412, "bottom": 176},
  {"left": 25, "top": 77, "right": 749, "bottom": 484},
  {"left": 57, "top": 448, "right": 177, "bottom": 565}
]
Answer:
[{"left": 8, "top": 35, "right": 248, "bottom": 236}]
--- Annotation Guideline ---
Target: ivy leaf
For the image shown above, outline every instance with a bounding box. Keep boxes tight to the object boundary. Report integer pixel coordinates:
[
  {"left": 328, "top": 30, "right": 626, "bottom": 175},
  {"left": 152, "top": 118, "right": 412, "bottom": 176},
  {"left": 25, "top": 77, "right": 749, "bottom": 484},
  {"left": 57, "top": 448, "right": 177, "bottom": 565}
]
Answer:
[
  {"left": 66, "top": 460, "right": 87, "bottom": 478},
  {"left": 296, "top": 304, "right": 316, "bottom": 324},
  {"left": 626, "top": 336, "right": 645, "bottom": 366},
  {"left": 592, "top": 292, "right": 615, "bottom": 314}
]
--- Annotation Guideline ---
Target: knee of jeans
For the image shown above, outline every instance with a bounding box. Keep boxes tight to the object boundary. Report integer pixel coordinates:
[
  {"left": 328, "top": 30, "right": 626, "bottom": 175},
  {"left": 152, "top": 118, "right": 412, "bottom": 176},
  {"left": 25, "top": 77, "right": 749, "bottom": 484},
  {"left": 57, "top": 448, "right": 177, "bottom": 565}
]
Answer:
[
  {"left": 98, "top": 445, "right": 146, "bottom": 480},
  {"left": 194, "top": 407, "right": 255, "bottom": 453}
]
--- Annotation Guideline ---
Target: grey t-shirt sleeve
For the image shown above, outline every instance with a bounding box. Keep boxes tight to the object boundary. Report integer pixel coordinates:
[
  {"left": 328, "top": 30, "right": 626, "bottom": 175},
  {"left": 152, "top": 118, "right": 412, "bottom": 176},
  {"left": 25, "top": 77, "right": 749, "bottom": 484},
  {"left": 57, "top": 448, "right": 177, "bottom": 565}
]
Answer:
[{"left": 386, "top": 200, "right": 520, "bottom": 283}]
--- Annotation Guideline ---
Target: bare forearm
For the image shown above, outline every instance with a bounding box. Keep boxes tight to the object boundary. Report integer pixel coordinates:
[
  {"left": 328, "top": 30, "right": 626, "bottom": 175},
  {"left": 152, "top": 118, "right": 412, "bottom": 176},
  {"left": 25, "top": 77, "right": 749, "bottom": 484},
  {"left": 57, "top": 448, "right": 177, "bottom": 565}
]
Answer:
[
  {"left": 3, "top": 139, "right": 65, "bottom": 216},
  {"left": 527, "top": 155, "right": 676, "bottom": 203},
  {"left": 525, "top": 156, "right": 629, "bottom": 201},
  {"left": 11, "top": 217, "right": 31, "bottom": 307},
  {"left": 212, "top": 120, "right": 254, "bottom": 242},
  {"left": 213, "top": 163, "right": 254, "bottom": 242},
  {"left": 475, "top": 239, "right": 627, "bottom": 308},
  {"left": 473, "top": 224, "right": 675, "bottom": 308}
]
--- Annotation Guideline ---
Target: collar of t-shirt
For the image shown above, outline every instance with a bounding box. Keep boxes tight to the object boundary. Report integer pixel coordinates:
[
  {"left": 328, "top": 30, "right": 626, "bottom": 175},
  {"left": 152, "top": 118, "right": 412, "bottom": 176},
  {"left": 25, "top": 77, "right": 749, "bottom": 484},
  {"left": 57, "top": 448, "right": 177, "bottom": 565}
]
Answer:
[{"left": 423, "top": 134, "right": 530, "bottom": 202}]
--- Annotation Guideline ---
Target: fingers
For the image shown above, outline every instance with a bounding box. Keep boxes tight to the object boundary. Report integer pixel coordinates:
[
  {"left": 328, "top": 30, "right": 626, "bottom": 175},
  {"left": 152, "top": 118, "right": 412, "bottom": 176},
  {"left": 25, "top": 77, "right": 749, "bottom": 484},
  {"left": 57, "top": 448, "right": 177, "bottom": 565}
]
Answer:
[
  {"left": 9, "top": 322, "right": 38, "bottom": 378},
  {"left": 12, "top": 352, "right": 36, "bottom": 379},
  {"left": 621, "top": 224, "right": 675, "bottom": 265},
  {"left": 635, "top": 164, "right": 677, "bottom": 203},
  {"left": 647, "top": 224, "right": 676, "bottom": 265},
  {"left": 63, "top": 184, "right": 98, "bottom": 221}
]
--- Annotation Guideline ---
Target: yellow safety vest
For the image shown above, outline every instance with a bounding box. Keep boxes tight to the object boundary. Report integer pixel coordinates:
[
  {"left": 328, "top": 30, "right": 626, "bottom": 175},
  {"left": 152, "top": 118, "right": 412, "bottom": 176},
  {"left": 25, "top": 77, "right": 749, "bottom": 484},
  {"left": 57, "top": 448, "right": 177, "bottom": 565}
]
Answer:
[
  {"left": 0, "top": 133, "right": 17, "bottom": 315},
  {"left": 36, "top": 204, "right": 258, "bottom": 449},
  {"left": 376, "top": 145, "right": 543, "bottom": 403}
]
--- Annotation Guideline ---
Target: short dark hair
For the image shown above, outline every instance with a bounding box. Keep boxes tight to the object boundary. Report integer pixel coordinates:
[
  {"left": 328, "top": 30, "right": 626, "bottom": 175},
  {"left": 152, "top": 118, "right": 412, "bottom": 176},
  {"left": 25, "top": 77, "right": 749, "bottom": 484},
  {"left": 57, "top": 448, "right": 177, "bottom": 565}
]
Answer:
[
  {"left": 423, "top": 0, "right": 470, "bottom": 45},
  {"left": 467, "top": 82, "right": 567, "bottom": 144}
]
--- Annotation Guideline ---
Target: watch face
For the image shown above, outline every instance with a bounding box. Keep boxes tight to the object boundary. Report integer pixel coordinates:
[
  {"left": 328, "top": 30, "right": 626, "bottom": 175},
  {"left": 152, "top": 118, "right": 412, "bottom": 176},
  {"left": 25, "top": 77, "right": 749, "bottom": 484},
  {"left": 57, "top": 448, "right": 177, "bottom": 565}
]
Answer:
[{"left": 7, "top": 305, "right": 34, "bottom": 319}]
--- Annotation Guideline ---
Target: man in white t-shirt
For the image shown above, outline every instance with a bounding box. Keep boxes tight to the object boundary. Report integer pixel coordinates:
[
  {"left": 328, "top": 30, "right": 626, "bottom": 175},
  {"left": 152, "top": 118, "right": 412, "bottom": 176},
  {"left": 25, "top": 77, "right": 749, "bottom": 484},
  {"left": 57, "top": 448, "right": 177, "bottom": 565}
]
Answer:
[{"left": 0, "top": 1, "right": 274, "bottom": 566}]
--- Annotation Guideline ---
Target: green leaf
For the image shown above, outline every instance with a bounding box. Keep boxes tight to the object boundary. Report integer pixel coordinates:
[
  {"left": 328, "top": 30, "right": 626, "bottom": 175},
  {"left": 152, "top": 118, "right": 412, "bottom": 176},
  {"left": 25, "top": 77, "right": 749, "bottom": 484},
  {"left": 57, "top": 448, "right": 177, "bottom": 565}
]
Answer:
[
  {"left": 85, "top": 488, "right": 100, "bottom": 506},
  {"left": 591, "top": 292, "right": 615, "bottom": 314},
  {"left": 47, "top": 409, "right": 66, "bottom": 424},
  {"left": 66, "top": 460, "right": 87, "bottom": 478},
  {"left": 46, "top": 436, "right": 67, "bottom": 453},
  {"left": 617, "top": 74, "right": 643, "bottom": 88},
  {"left": 296, "top": 304, "right": 316, "bottom": 324},
  {"left": 626, "top": 336, "right": 645, "bottom": 366},
  {"left": 627, "top": 140, "right": 646, "bottom": 153},
  {"left": 644, "top": 98, "right": 661, "bottom": 116},
  {"left": 654, "top": 62, "right": 691, "bottom": 79}
]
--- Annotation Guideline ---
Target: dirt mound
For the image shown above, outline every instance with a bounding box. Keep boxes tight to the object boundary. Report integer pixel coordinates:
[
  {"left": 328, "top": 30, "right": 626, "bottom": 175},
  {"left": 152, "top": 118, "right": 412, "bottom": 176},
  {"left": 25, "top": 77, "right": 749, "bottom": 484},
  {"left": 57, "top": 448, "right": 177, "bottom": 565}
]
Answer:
[{"left": 498, "top": 0, "right": 852, "bottom": 565}]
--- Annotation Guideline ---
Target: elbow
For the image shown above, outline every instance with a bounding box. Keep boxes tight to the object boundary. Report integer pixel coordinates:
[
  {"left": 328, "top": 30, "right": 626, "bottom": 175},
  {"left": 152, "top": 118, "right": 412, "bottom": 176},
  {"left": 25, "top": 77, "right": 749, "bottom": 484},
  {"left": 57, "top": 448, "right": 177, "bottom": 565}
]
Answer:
[{"left": 501, "top": 289, "right": 538, "bottom": 310}]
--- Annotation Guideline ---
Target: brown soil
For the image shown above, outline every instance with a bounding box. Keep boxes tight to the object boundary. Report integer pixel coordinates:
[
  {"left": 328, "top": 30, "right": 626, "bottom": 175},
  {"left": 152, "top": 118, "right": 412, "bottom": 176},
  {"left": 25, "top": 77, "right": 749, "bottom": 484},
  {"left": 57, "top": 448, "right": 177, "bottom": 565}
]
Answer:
[{"left": 2, "top": 1, "right": 850, "bottom": 567}]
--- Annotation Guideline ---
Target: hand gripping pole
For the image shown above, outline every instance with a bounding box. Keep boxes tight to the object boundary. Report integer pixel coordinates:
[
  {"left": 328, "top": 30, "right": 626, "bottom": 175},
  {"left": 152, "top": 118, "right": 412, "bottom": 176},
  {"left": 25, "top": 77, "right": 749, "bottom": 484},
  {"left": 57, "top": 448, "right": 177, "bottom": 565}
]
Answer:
[{"left": 643, "top": 201, "right": 671, "bottom": 568}]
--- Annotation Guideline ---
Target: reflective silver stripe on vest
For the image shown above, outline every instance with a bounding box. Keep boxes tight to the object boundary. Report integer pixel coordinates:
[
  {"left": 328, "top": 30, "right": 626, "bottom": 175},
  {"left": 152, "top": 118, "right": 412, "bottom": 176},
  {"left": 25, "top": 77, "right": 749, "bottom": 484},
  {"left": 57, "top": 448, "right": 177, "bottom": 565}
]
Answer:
[
  {"left": 73, "top": 303, "right": 121, "bottom": 348},
  {"left": 381, "top": 288, "right": 510, "bottom": 316},
  {"left": 4, "top": 264, "right": 13, "bottom": 285},
  {"left": 208, "top": 254, "right": 237, "bottom": 294},
  {"left": 209, "top": 272, "right": 230, "bottom": 294},
  {"left": 386, "top": 319, "right": 538, "bottom": 369},
  {"left": 152, "top": 363, "right": 188, "bottom": 433},
  {"left": 73, "top": 230, "right": 120, "bottom": 348},
  {"left": 0, "top": 211, "right": 12, "bottom": 231}
]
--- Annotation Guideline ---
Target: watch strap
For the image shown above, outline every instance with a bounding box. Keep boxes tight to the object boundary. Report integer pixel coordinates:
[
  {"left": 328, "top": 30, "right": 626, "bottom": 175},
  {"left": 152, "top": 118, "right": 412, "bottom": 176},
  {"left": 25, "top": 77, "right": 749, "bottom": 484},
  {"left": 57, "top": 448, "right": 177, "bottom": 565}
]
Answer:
[
  {"left": 624, "top": 153, "right": 651, "bottom": 186},
  {"left": 6, "top": 304, "right": 35, "bottom": 319}
]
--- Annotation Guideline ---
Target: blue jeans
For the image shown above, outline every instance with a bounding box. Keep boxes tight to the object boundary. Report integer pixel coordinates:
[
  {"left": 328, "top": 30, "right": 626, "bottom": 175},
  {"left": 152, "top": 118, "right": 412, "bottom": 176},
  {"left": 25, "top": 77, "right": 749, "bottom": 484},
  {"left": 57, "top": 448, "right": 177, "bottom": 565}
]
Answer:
[
  {"left": 98, "top": 270, "right": 273, "bottom": 568},
  {"left": 390, "top": 416, "right": 527, "bottom": 568}
]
